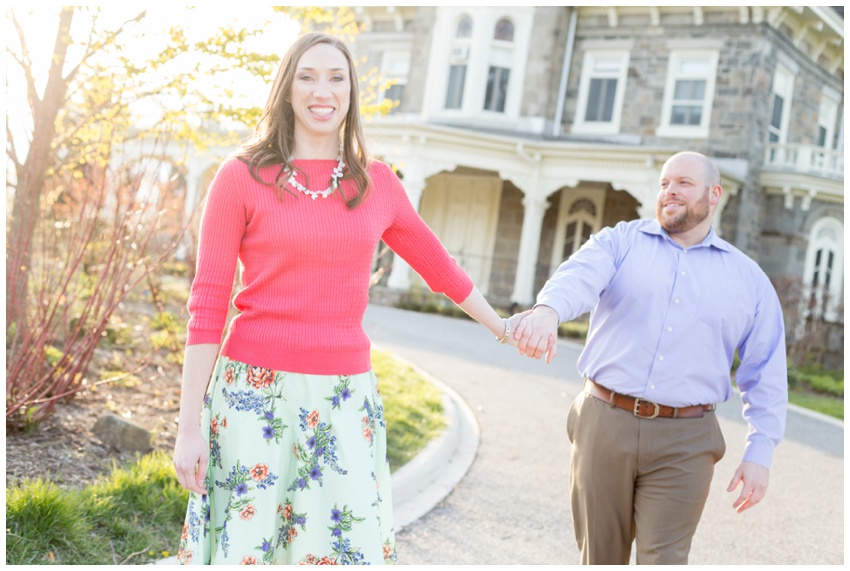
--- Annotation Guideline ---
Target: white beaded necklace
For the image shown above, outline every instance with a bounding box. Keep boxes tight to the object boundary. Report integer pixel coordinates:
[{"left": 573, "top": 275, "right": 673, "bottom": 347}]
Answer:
[{"left": 283, "top": 152, "right": 346, "bottom": 200}]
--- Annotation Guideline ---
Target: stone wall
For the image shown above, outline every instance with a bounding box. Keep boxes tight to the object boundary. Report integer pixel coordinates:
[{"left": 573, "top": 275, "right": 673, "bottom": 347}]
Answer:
[{"left": 518, "top": 6, "right": 570, "bottom": 123}]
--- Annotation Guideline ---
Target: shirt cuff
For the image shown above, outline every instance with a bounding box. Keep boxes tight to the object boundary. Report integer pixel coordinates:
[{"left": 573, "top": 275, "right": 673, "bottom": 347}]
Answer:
[
  {"left": 532, "top": 299, "right": 565, "bottom": 324},
  {"left": 742, "top": 440, "right": 774, "bottom": 470},
  {"left": 186, "top": 329, "right": 224, "bottom": 346}
]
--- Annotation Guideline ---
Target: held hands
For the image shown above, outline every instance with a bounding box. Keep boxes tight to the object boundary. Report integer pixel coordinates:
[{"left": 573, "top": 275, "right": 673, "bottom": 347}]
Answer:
[
  {"left": 511, "top": 305, "right": 560, "bottom": 364},
  {"left": 499, "top": 310, "right": 532, "bottom": 348},
  {"left": 727, "top": 461, "right": 769, "bottom": 513},
  {"left": 173, "top": 427, "right": 209, "bottom": 495}
]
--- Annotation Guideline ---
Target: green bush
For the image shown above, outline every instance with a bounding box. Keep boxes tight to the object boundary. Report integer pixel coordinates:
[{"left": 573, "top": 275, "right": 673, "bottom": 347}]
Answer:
[
  {"left": 557, "top": 320, "right": 589, "bottom": 340},
  {"left": 789, "top": 367, "right": 843, "bottom": 397}
]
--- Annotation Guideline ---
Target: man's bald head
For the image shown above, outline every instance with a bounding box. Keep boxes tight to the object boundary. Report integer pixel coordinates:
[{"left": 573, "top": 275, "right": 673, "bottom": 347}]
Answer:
[{"left": 662, "top": 151, "right": 721, "bottom": 189}]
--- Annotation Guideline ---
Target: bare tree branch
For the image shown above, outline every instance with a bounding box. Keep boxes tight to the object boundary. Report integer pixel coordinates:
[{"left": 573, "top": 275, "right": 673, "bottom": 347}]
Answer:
[
  {"left": 62, "top": 10, "right": 147, "bottom": 84},
  {"left": 6, "top": 121, "right": 20, "bottom": 168},
  {"left": 8, "top": 11, "right": 41, "bottom": 112}
]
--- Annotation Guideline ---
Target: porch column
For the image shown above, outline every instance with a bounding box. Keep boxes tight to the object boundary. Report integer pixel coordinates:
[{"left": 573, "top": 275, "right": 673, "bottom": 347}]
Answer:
[
  {"left": 386, "top": 177, "right": 426, "bottom": 290},
  {"left": 511, "top": 194, "right": 550, "bottom": 306}
]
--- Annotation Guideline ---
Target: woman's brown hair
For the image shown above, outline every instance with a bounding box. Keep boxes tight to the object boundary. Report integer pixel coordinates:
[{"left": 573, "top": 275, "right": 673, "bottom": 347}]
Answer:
[{"left": 237, "top": 32, "right": 370, "bottom": 208}]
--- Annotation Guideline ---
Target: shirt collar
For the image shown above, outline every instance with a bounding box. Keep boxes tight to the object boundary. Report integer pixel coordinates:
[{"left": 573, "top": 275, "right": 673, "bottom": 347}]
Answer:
[{"left": 639, "top": 219, "right": 731, "bottom": 252}]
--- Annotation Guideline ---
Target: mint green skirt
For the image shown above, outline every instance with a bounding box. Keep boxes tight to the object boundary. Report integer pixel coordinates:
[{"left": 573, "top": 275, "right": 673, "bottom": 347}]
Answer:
[{"left": 177, "top": 356, "right": 397, "bottom": 565}]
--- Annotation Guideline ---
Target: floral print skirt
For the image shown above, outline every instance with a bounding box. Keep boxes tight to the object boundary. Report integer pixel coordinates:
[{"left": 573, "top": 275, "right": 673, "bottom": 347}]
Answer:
[{"left": 177, "top": 356, "right": 397, "bottom": 565}]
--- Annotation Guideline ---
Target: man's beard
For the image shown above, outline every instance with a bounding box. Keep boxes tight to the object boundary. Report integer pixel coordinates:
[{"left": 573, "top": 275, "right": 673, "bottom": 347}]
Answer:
[{"left": 656, "top": 189, "right": 710, "bottom": 234}]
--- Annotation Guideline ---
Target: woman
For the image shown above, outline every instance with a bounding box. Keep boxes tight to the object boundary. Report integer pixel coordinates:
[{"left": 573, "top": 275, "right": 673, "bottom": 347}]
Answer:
[{"left": 173, "top": 32, "right": 522, "bottom": 565}]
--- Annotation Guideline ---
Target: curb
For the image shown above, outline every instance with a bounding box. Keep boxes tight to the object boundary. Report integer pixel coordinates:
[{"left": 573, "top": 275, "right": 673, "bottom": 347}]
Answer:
[
  {"left": 154, "top": 349, "right": 480, "bottom": 564},
  {"left": 387, "top": 353, "right": 480, "bottom": 533}
]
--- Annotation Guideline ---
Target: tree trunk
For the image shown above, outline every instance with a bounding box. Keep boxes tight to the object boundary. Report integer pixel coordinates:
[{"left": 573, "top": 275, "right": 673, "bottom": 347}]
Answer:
[{"left": 6, "top": 7, "right": 75, "bottom": 340}]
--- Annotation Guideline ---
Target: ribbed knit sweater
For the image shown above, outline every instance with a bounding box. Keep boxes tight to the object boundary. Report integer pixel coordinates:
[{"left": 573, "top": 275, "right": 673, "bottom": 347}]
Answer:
[{"left": 186, "top": 157, "right": 474, "bottom": 375}]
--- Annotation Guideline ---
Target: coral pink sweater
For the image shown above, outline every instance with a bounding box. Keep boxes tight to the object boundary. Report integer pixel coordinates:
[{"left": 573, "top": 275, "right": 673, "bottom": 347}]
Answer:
[{"left": 186, "top": 158, "right": 473, "bottom": 375}]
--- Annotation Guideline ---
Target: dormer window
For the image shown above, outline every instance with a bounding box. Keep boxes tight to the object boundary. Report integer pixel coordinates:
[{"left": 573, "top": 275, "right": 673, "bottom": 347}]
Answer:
[
  {"left": 445, "top": 15, "right": 473, "bottom": 109},
  {"left": 484, "top": 18, "right": 514, "bottom": 113}
]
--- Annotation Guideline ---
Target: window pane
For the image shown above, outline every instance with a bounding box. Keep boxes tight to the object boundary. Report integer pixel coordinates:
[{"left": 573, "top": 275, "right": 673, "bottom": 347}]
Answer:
[
  {"left": 494, "top": 18, "right": 514, "bottom": 41},
  {"left": 385, "top": 84, "right": 405, "bottom": 114},
  {"left": 456, "top": 16, "right": 472, "bottom": 38},
  {"left": 670, "top": 105, "right": 702, "bottom": 126},
  {"left": 770, "top": 94, "right": 784, "bottom": 130},
  {"left": 673, "top": 79, "right": 705, "bottom": 101},
  {"left": 580, "top": 222, "right": 593, "bottom": 246},
  {"left": 585, "top": 78, "right": 617, "bottom": 122},
  {"left": 818, "top": 126, "right": 827, "bottom": 147},
  {"left": 445, "top": 65, "right": 466, "bottom": 109},
  {"left": 602, "top": 79, "right": 616, "bottom": 122},
  {"left": 484, "top": 66, "right": 510, "bottom": 112},
  {"left": 563, "top": 221, "right": 577, "bottom": 259}
]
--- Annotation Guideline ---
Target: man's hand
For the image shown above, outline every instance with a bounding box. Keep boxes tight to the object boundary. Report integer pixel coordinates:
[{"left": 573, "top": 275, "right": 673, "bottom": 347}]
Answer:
[
  {"left": 512, "top": 305, "right": 560, "bottom": 363},
  {"left": 727, "top": 461, "right": 769, "bottom": 513}
]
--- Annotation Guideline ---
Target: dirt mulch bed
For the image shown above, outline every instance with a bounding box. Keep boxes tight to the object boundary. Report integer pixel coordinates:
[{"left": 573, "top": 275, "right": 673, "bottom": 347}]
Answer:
[{"left": 6, "top": 359, "right": 182, "bottom": 491}]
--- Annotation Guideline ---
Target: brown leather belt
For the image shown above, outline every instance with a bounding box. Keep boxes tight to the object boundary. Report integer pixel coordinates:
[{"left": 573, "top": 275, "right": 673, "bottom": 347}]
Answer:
[{"left": 584, "top": 379, "right": 715, "bottom": 419}]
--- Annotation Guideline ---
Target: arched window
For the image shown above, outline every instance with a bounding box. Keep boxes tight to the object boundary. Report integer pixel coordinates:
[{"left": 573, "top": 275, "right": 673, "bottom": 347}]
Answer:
[
  {"left": 803, "top": 217, "right": 843, "bottom": 321},
  {"left": 456, "top": 15, "right": 472, "bottom": 38},
  {"left": 445, "top": 15, "right": 473, "bottom": 109},
  {"left": 494, "top": 18, "right": 514, "bottom": 42},
  {"left": 484, "top": 18, "right": 514, "bottom": 113},
  {"left": 561, "top": 199, "right": 596, "bottom": 259},
  {"left": 550, "top": 190, "right": 604, "bottom": 275}
]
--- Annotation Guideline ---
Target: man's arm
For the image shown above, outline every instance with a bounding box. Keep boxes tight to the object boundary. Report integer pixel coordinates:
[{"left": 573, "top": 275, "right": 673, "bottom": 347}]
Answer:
[
  {"left": 727, "top": 273, "right": 788, "bottom": 512},
  {"left": 512, "top": 223, "right": 624, "bottom": 362}
]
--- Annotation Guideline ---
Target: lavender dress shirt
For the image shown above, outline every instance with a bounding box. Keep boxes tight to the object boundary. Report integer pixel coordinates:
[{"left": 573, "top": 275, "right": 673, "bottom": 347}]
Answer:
[{"left": 537, "top": 219, "right": 787, "bottom": 469}]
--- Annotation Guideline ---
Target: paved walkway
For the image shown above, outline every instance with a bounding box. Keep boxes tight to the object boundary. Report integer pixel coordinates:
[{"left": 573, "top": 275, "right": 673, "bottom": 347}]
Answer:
[{"left": 363, "top": 304, "right": 844, "bottom": 565}]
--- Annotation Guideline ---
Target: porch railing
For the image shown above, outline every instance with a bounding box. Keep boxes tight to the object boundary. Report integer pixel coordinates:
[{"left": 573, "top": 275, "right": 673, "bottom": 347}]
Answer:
[{"left": 763, "top": 143, "right": 844, "bottom": 180}]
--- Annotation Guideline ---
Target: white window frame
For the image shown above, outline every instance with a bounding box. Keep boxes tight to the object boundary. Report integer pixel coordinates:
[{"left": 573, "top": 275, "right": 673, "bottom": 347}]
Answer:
[
  {"left": 817, "top": 87, "right": 840, "bottom": 149},
  {"left": 802, "top": 217, "right": 844, "bottom": 322},
  {"left": 443, "top": 13, "right": 474, "bottom": 111},
  {"left": 482, "top": 17, "right": 515, "bottom": 114},
  {"left": 656, "top": 50, "right": 719, "bottom": 139},
  {"left": 572, "top": 50, "right": 630, "bottom": 135},
  {"left": 424, "top": 7, "right": 532, "bottom": 125},
  {"left": 379, "top": 51, "right": 410, "bottom": 115},
  {"left": 767, "top": 62, "right": 795, "bottom": 144}
]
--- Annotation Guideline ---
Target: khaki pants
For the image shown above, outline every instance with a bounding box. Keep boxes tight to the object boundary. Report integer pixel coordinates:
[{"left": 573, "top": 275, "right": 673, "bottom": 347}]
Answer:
[{"left": 567, "top": 390, "right": 726, "bottom": 565}]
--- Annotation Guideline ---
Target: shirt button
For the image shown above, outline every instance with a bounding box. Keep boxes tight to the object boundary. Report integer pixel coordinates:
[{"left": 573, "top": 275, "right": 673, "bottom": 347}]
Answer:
[
  {"left": 681, "top": 271, "right": 686, "bottom": 276},
  {"left": 659, "top": 356, "right": 665, "bottom": 361},
  {"left": 667, "top": 326, "right": 673, "bottom": 332},
  {"left": 675, "top": 299, "right": 680, "bottom": 304},
  {"left": 650, "top": 385, "right": 656, "bottom": 389}
]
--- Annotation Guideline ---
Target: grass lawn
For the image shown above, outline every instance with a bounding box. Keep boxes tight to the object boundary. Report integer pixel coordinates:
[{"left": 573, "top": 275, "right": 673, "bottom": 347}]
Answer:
[
  {"left": 788, "top": 389, "right": 844, "bottom": 420},
  {"left": 5, "top": 349, "right": 446, "bottom": 565}
]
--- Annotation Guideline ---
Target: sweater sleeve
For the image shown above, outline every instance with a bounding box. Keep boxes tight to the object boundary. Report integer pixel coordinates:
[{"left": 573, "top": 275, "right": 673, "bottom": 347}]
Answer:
[
  {"left": 377, "top": 163, "right": 474, "bottom": 304},
  {"left": 186, "top": 159, "right": 247, "bottom": 345}
]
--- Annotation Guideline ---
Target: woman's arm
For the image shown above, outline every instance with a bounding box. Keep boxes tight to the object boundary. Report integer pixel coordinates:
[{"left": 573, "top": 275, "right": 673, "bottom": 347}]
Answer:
[
  {"left": 457, "top": 286, "right": 529, "bottom": 348},
  {"left": 172, "top": 343, "right": 219, "bottom": 495}
]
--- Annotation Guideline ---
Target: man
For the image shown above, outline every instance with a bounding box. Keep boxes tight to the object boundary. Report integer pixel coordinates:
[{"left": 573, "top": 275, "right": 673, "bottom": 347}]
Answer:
[{"left": 513, "top": 152, "right": 787, "bottom": 565}]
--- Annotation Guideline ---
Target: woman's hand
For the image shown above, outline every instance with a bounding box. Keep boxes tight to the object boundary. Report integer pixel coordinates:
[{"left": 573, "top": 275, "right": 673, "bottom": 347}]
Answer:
[
  {"left": 173, "top": 427, "right": 209, "bottom": 495},
  {"left": 502, "top": 310, "right": 533, "bottom": 349}
]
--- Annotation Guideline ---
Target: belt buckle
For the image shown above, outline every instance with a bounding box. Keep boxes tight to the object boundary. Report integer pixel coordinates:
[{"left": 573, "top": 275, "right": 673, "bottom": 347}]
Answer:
[{"left": 634, "top": 398, "right": 660, "bottom": 419}]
